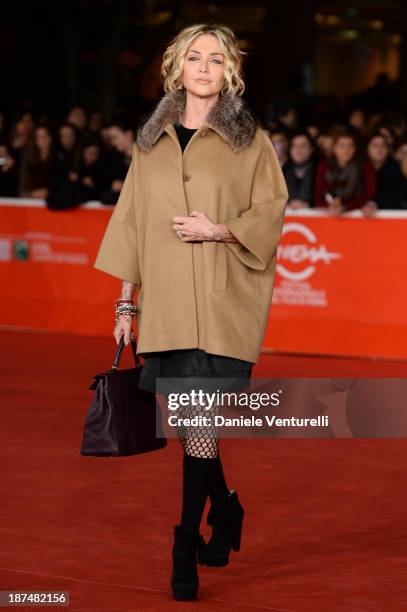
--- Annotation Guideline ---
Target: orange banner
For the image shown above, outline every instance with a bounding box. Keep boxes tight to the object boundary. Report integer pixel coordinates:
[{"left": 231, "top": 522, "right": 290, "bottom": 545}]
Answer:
[
  {"left": 1, "top": 200, "right": 406, "bottom": 360},
  {"left": 0, "top": 201, "right": 120, "bottom": 336},
  {"left": 264, "top": 210, "right": 407, "bottom": 360}
]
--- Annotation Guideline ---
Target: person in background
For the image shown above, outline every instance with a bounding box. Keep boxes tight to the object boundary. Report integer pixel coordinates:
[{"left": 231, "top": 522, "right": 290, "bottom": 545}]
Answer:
[
  {"left": 315, "top": 131, "right": 377, "bottom": 216},
  {"left": 100, "top": 124, "right": 112, "bottom": 148},
  {"left": 72, "top": 139, "right": 105, "bottom": 202},
  {"left": 46, "top": 123, "right": 81, "bottom": 210},
  {"left": 8, "top": 112, "right": 34, "bottom": 181},
  {"left": 316, "top": 132, "right": 334, "bottom": 159},
  {"left": 57, "top": 123, "right": 80, "bottom": 173},
  {"left": 100, "top": 120, "right": 134, "bottom": 204},
  {"left": 9, "top": 112, "right": 34, "bottom": 152},
  {"left": 268, "top": 129, "right": 289, "bottom": 169},
  {"left": 377, "top": 124, "right": 396, "bottom": 148},
  {"left": 394, "top": 137, "right": 407, "bottom": 179},
  {"left": 20, "top": 124, "right": 55, "bottom": 198},
  {"left": 263, "top": 99, "right": 297, "bottom": 135},
  {"left": 348, "top": 108, "right": 367, "bottom": 137},
  {"left": 66, "top": 106, "right": 87, "bottom": 133},
  {"left": 88, "top": 111, "right": 103, "bottom": 133},
  {"left": 47, "top": 136, "right": 105, "bottom": 210},
  {"left": 306, "top": 124, "right": 320, "bottom": 142},
  {"left": 283, "top": 131, "right": 316, "bottom": 209},
  {"left": 367, "top": 133, "right": 407, "bottom": 210},
  {"left": 275, "top": 102, "right": 298, "bottom": 136}
]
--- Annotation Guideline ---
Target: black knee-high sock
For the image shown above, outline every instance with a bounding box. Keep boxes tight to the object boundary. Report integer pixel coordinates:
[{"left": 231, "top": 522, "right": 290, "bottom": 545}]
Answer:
[
  {"left": 207, "top": 455, "right": 230, "bottom": 518},
  {"left": 180, "top": 452, "right": 215, "bottom": 531}
]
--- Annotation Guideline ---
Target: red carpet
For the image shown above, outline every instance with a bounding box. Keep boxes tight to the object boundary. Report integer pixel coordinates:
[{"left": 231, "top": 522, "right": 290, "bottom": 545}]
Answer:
[{"left": 1, "top": 329, "right": 407, "bottom": 611}]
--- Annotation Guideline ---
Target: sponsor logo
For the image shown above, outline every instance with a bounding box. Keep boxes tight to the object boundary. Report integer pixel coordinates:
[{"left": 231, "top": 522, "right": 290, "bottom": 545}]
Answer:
[
  {"left": 0, "top": 233, "right": 88, "bottom": 264},
  {"left": 0, "top": 238, "right": 12, "bottom": 261},
  {"left": 13, "top": 239, "right": 29, "bottom": 261}
]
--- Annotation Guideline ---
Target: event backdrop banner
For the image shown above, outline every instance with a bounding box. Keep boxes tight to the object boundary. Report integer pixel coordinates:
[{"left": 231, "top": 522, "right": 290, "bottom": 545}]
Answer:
[{"left": 0, "top": 200, "right": 406, "bottom": 360}]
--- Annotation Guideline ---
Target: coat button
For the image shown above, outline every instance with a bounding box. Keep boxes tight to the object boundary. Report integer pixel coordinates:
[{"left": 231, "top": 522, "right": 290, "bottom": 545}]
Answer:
[{"left": 183, "top": 173, "right": 191, "bottom": 181}]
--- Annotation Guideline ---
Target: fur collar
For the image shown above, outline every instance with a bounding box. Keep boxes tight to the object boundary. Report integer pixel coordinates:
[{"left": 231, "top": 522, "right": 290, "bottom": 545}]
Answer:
[{"left": 136, "top": 88, "right": 257, "bottom": 153}]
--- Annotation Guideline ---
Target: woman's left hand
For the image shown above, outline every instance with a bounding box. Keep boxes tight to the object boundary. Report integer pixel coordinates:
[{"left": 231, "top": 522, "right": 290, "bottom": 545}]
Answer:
[{"left": 173, "top": 211, "right": 218, "bottom": 241}]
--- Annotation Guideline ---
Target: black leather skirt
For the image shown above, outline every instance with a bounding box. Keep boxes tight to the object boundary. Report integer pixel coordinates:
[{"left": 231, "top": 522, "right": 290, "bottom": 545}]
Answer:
[{"left": 137, "top": 348, "right": 253, "bottom": 395}]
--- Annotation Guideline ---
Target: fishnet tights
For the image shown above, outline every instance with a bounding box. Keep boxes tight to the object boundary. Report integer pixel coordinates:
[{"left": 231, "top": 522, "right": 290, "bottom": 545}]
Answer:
[{"left": 173, "top": 399, "right": 220, "bottom": 458}]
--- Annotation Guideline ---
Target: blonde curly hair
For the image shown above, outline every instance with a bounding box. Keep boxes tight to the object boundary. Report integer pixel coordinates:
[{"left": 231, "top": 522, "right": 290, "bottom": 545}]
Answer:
[{"left": 161, "top": 23, "right": 247, "bottom": 96}]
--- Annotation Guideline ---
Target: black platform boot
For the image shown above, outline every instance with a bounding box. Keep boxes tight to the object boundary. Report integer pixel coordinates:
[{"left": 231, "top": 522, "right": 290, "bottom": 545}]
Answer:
[
  {"left": 198, "top": 490, "right": 244, "bottom": 567},
  {"left": 170, "top": 524, "right": 206, "bottom": 601}
]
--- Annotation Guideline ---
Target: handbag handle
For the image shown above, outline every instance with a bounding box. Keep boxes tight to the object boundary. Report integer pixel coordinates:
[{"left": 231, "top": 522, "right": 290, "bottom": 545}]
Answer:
[{"left": 111, "top": 335, "right": 141, "bottom": 371}]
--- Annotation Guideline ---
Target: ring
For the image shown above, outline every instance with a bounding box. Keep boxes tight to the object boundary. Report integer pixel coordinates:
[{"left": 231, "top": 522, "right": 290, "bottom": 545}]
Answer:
[{"left": 176, "top": 230, "right": 184, "bottom": 238}]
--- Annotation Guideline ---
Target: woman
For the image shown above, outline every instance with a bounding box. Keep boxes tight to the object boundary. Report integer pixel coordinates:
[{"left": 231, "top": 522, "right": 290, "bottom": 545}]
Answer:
[
  {"left": 20, "top": 123, "right": 55, "bottom": 198},
  {"left": 314, "top": 131, "right": 376, "bottom": 216},
  {"left": 56, "top": 122, "right": 80, "bottom": 172},
  {"left": 367, "top": 132, "right": 407, "bottom": 210},
  {"left": 93, "top": 23, "right": 288, "bottom": 601},
  {"left": 283, "top": 131, "right": 316, "bottom": 209},
  {"left": 100, "top": 121, "right": 134, "bottom": 204},
  {"left": 9, "top": 111, "right": 34, "bottom": 152}
]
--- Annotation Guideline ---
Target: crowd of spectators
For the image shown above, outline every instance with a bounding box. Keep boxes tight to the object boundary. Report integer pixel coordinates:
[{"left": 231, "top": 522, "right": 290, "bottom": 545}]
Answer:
[
  {"left": 0, "top": 106, "right": 136, "bottom": 209},
  {"left": 267, "top": 106, "right": 407, "bottom": 215},
  {"left": 0, "top": 102, "right": 406, "bottom": 214}
]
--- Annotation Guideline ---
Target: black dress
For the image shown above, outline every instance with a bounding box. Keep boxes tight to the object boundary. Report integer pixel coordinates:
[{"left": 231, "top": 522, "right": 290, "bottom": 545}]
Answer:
[{"left": 136, "top": 123, "right": 254, "bottom": 394}]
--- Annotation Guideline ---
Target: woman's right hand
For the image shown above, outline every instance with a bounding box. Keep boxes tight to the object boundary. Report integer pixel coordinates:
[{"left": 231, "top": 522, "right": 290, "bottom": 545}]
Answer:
[{"left": 114, "top": 314, "right": 136, "bottom": 346}]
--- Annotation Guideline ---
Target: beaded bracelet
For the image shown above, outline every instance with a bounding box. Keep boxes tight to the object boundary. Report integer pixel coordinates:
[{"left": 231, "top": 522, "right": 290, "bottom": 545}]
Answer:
[
  {"left": 115, "top": 303, "right": 137, "bottom": 322},
  {"left": 115, "top": 303, "right": 136, "bottom": 314}
]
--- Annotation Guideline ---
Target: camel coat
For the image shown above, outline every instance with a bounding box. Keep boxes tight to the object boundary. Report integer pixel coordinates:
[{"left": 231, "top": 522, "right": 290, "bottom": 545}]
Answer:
[{"left": 93, "top": 89, "right": 288, "bottom": 363}]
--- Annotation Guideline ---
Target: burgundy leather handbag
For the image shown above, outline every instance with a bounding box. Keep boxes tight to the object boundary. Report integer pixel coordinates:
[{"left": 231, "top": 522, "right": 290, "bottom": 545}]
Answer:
[{"left": 80, "top": 335, "right": 167, "bottom": 457}]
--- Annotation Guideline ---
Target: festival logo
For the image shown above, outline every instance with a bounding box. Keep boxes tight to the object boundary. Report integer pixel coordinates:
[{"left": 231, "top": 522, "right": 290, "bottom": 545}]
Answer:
[{"left": 273, "top": 222, "right": 342, "bottom": 307}]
